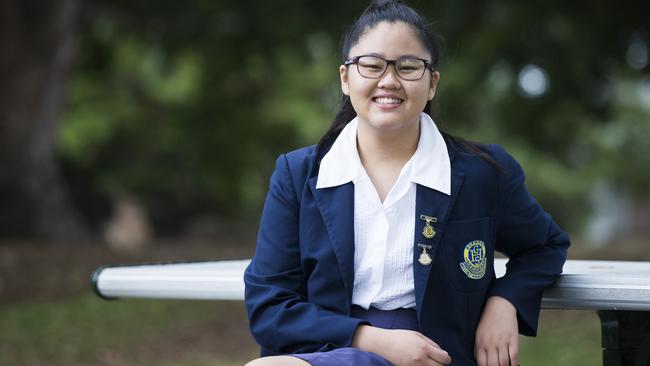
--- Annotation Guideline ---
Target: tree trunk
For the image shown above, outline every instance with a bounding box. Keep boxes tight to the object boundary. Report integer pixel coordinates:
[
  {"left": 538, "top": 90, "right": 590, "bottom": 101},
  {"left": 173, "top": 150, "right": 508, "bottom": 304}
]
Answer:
[{"left": 0, "top": 0, "right": 88, "bottom": 241}]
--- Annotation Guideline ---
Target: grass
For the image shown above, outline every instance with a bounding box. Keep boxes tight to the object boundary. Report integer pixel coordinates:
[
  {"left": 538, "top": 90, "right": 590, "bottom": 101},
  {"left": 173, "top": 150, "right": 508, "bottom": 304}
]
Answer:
[
  {"left": 2, "top": 237, "right": 628, "bottom": 365},
  {"left": 0, "top": 292, "right": 258, "bottom": 366},
  {"left": 519, "top": 310, "right": 601, "bottom": 365},
  {"left": 1, "top": 291, "right": 602, "bottom": 365}
]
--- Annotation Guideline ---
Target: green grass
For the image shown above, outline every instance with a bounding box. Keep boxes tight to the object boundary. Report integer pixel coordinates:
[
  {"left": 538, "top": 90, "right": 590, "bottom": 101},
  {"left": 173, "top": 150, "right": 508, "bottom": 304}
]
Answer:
[
  {"left": 0, "top": 293, "right": 601, "bottom": 365},
  {"left": 0, "top": 292, "right": 257, "bottom": 366},
  {"left": 520, "top": 310, "right": 601, "bottom": 365}
]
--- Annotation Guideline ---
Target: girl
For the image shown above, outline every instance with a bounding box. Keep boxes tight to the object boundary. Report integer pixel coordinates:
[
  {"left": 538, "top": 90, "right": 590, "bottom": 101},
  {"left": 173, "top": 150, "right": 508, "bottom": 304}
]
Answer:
[{"left": 244, "top": 1, "right": 570, "bottom": 365}]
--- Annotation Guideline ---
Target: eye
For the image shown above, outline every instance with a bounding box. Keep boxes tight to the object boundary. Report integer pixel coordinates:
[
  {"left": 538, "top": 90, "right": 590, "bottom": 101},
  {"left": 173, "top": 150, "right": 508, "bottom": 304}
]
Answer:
[
  {"left": 397, "top": 59, "right": 424, "bottom": 72},
  {"left": 358, "top": 57, "right": 385, "bottom": 70},
  {"left": 399, "top": 66, "right": 418, "bottom": 71},
  {"left": 361, "top": 64, "right": 382, "bottom": 70}
]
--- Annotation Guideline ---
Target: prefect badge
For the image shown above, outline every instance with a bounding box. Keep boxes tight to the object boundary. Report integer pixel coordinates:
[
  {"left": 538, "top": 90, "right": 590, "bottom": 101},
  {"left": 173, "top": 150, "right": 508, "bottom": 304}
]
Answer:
[{"left": 460, "top": 240, "right": 487, "bottom": 279}]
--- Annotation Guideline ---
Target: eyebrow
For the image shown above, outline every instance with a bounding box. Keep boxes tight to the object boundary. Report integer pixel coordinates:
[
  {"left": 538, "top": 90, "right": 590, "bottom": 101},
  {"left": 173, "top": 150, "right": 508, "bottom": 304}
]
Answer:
[{"left": 365, "top": 52, "right": 428, "bottom": 60}]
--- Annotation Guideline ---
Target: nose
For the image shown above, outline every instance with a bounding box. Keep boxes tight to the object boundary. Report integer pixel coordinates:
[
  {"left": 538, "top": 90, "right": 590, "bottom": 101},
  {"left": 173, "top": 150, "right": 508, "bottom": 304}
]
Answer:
[{"left": 377, "top": 64, "right": 402, "bottom": 89}]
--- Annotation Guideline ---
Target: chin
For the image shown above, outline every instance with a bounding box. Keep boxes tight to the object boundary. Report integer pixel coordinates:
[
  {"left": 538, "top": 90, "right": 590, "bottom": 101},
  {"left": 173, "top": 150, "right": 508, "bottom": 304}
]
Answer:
[
  {"left": 367, "top": 119, "right": 411, "bottom": 133},
  {"left": 366, "top": 113, "right": 418, "bottom": 132}
]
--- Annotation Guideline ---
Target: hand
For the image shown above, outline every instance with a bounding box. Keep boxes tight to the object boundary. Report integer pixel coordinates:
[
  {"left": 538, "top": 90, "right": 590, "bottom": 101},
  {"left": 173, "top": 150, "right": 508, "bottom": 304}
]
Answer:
[
  {"left": 475, "top": 296, "right": 519, "bottom": 366},
  {"left": 353, "top": 325, "right": 452, "bottom": 366}
]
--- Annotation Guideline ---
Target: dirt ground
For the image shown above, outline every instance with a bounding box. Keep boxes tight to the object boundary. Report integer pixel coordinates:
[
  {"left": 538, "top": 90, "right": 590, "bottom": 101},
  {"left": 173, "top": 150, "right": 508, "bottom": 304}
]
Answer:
[{"left": 0, "top": 229, "right": 257, "bottom": 302}]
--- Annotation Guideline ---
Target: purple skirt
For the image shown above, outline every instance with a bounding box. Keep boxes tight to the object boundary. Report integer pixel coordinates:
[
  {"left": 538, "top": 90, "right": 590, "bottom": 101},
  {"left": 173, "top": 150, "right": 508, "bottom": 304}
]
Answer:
[{"left": 290, "top": 306, "right": 419, "bottom": 366}]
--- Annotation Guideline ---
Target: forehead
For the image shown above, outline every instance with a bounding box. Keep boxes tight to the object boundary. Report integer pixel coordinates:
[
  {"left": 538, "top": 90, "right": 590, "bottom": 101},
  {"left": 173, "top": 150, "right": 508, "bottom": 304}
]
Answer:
[{"left": 350, "top": 21, "right": 430, "bottom": 59}]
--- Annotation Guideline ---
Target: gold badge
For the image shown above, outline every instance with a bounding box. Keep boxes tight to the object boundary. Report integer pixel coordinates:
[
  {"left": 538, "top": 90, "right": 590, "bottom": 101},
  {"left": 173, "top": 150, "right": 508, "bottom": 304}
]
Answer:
[
  {"left": 460, "top": 240, "right": 486, "bottom": 279},
  {"left": 417, "top": 244, "right": 433, "bottom": 266},
  {"left": 419, "top": 215, "right": 437, "bottom": 239}
]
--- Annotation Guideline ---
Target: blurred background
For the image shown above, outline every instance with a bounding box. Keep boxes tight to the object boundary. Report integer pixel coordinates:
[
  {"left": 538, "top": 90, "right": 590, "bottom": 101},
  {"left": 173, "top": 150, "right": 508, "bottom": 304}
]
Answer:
[{"left": 1, "top": 0, "right": 648, "bottom": 364}]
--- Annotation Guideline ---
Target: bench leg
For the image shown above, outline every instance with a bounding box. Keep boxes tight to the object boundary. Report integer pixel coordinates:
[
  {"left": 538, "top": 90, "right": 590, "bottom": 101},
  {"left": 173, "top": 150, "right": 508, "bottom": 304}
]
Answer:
[{"left": 597, "top": 310, "right": 650, "bottom": 366}]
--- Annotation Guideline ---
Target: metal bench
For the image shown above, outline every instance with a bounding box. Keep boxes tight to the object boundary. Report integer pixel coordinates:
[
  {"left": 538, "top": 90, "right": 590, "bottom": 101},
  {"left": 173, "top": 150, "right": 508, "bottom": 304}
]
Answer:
[{"left": 92, "top": 259, "right": 650, "bottom": 365}]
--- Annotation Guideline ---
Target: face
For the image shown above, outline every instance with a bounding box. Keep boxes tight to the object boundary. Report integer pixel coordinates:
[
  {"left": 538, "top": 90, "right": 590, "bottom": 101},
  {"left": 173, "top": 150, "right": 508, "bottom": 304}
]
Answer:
[{"left": 340, "top": 21, "right": 440, "bottom": 135}]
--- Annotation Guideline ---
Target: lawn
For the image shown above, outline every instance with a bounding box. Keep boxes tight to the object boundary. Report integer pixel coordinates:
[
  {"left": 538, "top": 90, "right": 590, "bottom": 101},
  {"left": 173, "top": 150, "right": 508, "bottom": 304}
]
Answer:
[
  {"left": 1, "top": 292, "right": 601, "bottom": 366},
  {"left": 0, "top": 239, "right": 612, "bottom": 365},
  {"left": 520, "top": 310, "right": 601, "bottom": 365},
  {"left": 0, "top": 293, "right": 258, "bottom": 366}
]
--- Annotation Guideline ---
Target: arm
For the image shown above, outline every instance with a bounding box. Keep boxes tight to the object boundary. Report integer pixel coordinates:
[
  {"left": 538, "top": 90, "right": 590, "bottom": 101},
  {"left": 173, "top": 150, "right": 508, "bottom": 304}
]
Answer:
[
  {"left": 244, "top": 154, "right": 367, "bottom": 354},
  {"left": 475, "top": 146, "right": 570, "bottom": 366},
  {"left": 487, "top": 145, "right": 570, "bottom": 336}
]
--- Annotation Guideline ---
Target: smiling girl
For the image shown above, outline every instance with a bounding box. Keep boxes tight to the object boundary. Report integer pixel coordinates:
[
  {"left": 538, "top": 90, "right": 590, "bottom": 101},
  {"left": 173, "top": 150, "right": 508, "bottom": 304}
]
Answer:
[{"left": 244, "top": 1, "right": 569, "bottom": 365}]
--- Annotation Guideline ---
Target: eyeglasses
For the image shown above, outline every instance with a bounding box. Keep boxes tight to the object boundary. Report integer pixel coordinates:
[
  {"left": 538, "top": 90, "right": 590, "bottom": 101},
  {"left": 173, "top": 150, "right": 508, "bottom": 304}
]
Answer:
[{"left": 344, "top": 55, "right": 433, "bottom": 81}]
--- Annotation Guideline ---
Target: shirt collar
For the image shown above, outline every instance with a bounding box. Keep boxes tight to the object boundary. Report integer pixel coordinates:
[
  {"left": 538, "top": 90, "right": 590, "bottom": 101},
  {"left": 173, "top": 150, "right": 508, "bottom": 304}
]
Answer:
[
  {"left": 316, "top": 113, "right": 451, "bottom": 196},
  {"left": 316, "top": 117, "right": 360, "bottom": 189},
  {"left": 411, "top": 113, "right": 451, "bottom": 195}
]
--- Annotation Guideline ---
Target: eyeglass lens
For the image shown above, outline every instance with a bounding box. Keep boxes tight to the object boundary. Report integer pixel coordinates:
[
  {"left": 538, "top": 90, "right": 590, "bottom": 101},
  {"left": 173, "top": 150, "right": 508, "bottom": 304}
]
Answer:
[{"left": 356, "top": 56, "right": 426, "bottom": 80}]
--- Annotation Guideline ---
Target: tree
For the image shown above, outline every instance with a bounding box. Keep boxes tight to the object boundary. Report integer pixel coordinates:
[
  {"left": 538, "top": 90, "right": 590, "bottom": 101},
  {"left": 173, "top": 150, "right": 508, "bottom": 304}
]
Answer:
[
  {"left": 2, "top": 0, "right": 648, "bottom": 241},
  {"left": 0, "top": 0, "right": 88, "bottom": 240}
]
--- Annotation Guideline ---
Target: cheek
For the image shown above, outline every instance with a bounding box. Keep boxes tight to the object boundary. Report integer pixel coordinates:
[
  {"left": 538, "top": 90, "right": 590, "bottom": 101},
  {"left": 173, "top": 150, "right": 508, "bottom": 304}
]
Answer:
[
  {"left": 348, "top": 79, "right": 374, "bottom": 99},
  {"left": 352, "top": 77, "right": 374, "bottom": 90},
  {"left": 407, "top": 84, "right": 432, "bottom": 103}
]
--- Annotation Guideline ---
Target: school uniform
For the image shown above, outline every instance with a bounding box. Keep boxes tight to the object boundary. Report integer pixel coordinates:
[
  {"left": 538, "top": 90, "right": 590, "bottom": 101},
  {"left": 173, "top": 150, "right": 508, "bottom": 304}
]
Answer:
[{"left": 244, "top": 113, "right": 570, "bottom": 365}]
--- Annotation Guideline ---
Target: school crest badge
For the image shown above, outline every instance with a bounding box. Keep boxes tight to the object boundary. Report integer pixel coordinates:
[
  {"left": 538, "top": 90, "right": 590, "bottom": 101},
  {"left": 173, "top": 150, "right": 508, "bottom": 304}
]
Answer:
[{"left": 460, "top": 240, "right": 486, "bottom": 279}]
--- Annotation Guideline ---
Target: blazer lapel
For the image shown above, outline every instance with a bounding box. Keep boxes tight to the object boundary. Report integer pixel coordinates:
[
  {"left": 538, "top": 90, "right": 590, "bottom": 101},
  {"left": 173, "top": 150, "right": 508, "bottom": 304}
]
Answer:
[
  {"left": 309, "top": 177, "right": 355, "bottom": 303},
  {"left": 413, "top": 169, "right": 465, "bottom": 319}
]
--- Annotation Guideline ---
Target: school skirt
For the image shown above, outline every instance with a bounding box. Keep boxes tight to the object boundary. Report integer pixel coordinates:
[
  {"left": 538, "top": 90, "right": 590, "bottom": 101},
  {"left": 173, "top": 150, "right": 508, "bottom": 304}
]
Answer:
[{"left": 289, "top": 305, "right": 419, "bottom": 366}]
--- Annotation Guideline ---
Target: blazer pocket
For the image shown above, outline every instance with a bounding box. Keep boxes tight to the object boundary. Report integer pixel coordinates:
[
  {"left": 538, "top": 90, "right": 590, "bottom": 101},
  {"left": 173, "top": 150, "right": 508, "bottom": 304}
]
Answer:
[{"left": 442, "top": 217, "right": 494, "bottom": 293}]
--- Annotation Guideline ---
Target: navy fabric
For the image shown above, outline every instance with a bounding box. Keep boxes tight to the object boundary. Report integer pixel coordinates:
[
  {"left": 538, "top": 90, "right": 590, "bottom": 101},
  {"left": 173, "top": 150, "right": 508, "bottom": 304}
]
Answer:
[
  {"left": 293, "top": 348, "right": 389, "bottom": 365},
  {"left": 244, "top": 142, "right": 570, "bottom": 365},
  {"left": 291, "top": 306, "right": 418, "bottom": 366}
]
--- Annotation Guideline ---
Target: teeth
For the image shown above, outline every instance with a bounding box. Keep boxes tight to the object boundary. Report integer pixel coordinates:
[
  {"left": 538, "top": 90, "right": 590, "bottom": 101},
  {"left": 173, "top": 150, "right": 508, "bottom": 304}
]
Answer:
[{"left": 374, "top": 97, "right": 402, "bottom": 104}]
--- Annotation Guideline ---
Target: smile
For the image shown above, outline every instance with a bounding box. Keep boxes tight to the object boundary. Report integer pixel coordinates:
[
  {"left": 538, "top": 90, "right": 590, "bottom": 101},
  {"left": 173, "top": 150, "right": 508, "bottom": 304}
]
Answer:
[{"left": 373, "top": 97, "right": 403, "bottom": 105}]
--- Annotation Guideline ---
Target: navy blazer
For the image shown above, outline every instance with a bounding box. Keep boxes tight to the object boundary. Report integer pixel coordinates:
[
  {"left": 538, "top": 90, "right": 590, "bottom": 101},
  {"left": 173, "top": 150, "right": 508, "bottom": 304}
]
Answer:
[{"left": 244, "top": 141, "right": 570, "bottom": 365}]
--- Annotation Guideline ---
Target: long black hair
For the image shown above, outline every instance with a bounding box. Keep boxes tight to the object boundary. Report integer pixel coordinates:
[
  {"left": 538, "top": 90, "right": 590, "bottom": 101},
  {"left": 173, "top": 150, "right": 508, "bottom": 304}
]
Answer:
[{"left": 316, "top": 0, "right": 498, "bottom": 167}]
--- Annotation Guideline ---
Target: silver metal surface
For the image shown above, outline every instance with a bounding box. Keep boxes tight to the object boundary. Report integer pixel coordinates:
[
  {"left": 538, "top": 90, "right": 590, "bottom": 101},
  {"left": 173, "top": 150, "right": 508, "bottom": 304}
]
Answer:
[
  {"left": 94, "top": 259, "right": 650, "bottom": 310},
  {"left": 94, "top": 260, "right": 251, "bottom": 300}
]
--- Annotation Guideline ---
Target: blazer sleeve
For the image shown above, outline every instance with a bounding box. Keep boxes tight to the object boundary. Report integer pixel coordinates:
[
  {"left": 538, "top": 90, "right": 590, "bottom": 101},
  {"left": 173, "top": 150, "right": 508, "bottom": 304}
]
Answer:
[
  {"left": 244, "top": 154, "right": 367, "bottom": 354},
  {"left": 487, "top": 145, "right": 570, "bottom": 336}
]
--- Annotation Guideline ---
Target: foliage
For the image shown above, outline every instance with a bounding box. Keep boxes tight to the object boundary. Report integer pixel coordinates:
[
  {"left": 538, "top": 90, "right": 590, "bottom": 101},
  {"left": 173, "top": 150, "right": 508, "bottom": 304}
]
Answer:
[{"left": 57, "top": 0, "right": 650, "bottom": 234}]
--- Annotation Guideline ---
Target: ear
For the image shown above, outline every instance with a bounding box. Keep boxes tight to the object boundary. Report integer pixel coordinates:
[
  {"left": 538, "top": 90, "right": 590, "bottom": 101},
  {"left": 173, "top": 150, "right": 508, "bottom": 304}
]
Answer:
[
  {"left": 340, "top": 65, "right": 350, "bottom": 96},
  {"left": 428, "top": 71, "right": 440, "bottom": 100}
]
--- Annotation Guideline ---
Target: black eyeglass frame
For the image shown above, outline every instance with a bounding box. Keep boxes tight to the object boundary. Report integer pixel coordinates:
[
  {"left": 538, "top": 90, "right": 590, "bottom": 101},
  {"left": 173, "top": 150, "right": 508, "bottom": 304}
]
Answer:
[{"left": 344, "top": 55, "right": 434, "bottom": 81}]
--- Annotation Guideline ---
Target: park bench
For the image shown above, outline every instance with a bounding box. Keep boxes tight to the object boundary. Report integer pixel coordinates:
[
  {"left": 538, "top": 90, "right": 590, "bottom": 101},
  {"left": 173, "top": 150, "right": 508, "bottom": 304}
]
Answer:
[{"left": 92, "top": 258, "right": 650, "bottom": 366}]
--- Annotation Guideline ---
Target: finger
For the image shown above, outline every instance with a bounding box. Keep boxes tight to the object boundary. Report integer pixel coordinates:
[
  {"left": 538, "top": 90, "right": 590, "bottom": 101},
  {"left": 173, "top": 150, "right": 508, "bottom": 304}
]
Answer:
[
  {"left": 509, "top": 342, "right": 519, "bottom": 366},
  {"left": 428, "top": 344, "right": 452, "bottom": 365},
  {"left": 486, "top": 348, "right": 499, "bottom": 366},
  {"left": 476, "top": 347, "right": 487, "bottom": 366},
  {"left": 417, "top": 332, "right": 441, "bottom": 349},
  {"left": 498, "top": 345, "right": 510, "bottom": 366}
]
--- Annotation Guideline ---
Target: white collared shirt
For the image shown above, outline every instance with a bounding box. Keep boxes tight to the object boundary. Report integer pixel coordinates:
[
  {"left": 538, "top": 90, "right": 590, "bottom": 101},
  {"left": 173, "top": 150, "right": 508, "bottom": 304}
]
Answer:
[{"left": 316, "top": 113, "right": 451, "bottom": 310}]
